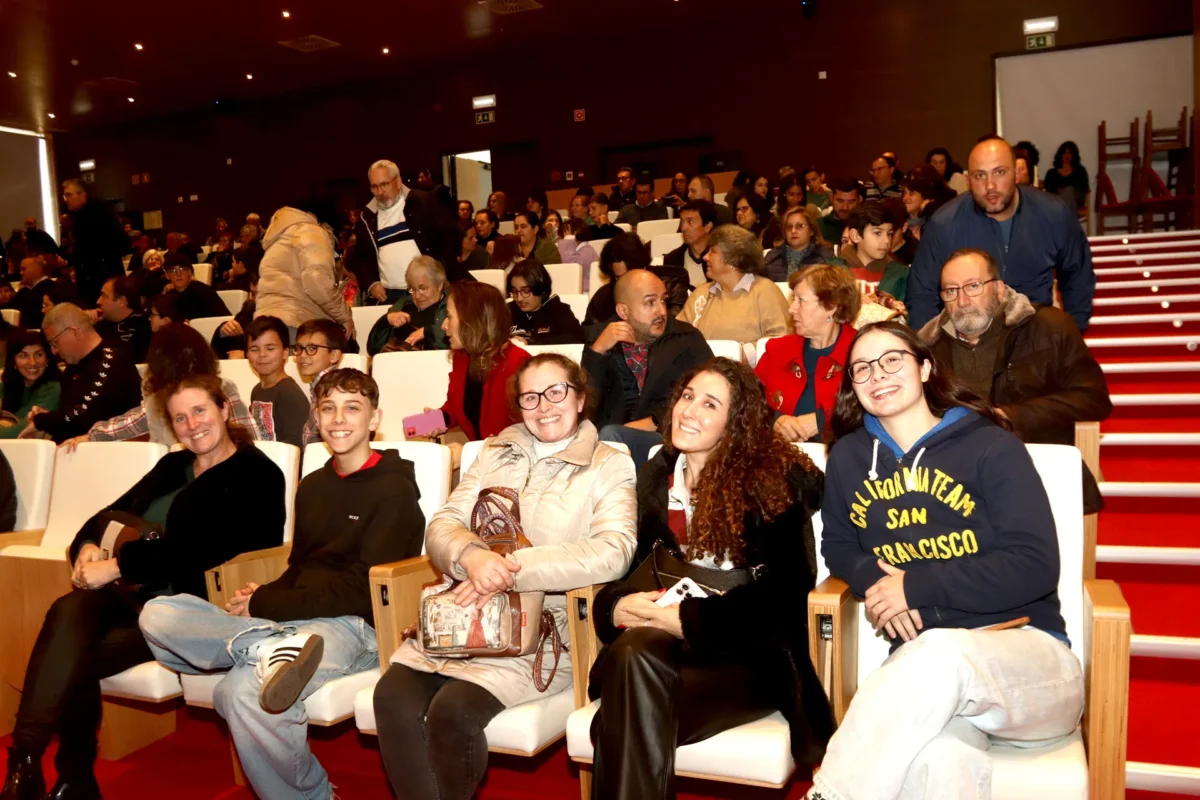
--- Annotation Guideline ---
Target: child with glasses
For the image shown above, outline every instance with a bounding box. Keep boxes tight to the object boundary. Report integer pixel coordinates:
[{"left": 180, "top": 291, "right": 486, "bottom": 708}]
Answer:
[
  {"left": 810, "top": 320, "right": 1082, "bottom": 800},
  {"left": 293, "top": 318, "right": 345, "bottom": 445}
]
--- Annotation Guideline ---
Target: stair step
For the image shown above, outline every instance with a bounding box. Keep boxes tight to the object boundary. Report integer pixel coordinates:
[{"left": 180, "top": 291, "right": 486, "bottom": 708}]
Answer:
[
  {"left": 1131, "top": 634, "right": 1200, "bottom": 660},
  {"left": 1127, "top": 762, "right": 1200, "bottom": 795}
]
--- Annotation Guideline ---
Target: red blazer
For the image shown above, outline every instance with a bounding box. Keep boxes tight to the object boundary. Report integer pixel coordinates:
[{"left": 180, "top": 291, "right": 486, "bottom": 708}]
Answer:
[
  {"left": 754, "top": 325, "right": 856, "bottom": 423},
  {"left": 442, "top": 343, "right": 531, "bottom": 441}
]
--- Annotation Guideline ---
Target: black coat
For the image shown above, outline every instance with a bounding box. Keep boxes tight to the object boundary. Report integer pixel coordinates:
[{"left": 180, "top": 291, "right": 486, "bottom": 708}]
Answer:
[
  {"left": 592, "top": 450, "right": 836, "bottom": 764},
  {"left": 346, "top": 185, "right": 465, "bottom": 290},
  {"left": 581, "top": 317, "right": 712, "bottom": 428},
  {"left": 96, "top": 311, "right": 152, "bottom": 364},
  {"left": 582, "top": 267, "right": 692, "bottom": 326},
  {"left": 508, "top": 295, "right": 584, "bottom": 345},
  {"left": 69, "top": 442, "right": 287, "bottom": 600},
  {"left": 33, "top": 341, "right": 142, "bottom": 443},
  {"left": 67, "top": 198, "right": 127, "bottom": 303},
  {"left": 173, "top": 280, "right": 229, "bottom": 321}
]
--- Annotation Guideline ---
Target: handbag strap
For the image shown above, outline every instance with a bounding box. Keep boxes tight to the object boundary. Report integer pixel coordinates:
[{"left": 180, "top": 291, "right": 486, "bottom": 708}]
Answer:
[
  {"left": 470, "top": 487, "right": 529, "bottom": 550},
  {"left": 532, "top": 610, "right": 564, "bottom": 693}
]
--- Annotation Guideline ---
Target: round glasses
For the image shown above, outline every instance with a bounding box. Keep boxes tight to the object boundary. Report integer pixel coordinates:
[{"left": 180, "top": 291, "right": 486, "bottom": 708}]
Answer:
[
  {"left": 849, "top": 350, "right": 914, "bottom": 384},
  {"left": 516, "top": 382, "right": 577, "bottom": 410}
]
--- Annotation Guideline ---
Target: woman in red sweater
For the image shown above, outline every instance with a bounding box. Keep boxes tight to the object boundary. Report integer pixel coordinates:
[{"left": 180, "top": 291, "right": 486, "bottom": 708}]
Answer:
[
  {"left": 439, "top": 281, "right": 530, "bottom": 440},
  {"left": 754, "top": 264, "right": 859, "bottom": 443}
]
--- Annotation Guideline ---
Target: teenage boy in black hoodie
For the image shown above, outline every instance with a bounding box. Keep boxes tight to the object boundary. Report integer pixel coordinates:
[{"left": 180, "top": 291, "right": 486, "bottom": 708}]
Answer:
[{"left": 139, "top": 368, "right": 424, "bottom": 800}]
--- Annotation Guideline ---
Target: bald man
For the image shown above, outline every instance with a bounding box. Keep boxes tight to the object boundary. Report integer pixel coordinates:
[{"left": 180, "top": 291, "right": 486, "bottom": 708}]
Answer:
[
  {"left": 582, "top": 269, "right": 712, "bottom": 466},
  {"left": 907, "top": 137, "right": 1094, "bottom": 331}
]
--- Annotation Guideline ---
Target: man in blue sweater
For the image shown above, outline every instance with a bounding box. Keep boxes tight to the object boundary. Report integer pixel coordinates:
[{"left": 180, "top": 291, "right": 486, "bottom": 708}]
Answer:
[{"left": 907, "top": 137, "right": 1095, "bottom": 332}]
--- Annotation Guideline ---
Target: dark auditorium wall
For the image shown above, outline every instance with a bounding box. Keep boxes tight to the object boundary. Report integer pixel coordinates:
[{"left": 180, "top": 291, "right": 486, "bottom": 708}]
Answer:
[{"left": 52, "top": 0, "right": 1191, "bottom": 237}]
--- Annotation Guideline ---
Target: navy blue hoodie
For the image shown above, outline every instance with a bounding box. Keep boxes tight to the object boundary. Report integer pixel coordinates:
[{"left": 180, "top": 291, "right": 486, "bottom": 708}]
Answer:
[{"left": 822, "top": 408, "right": 1068, "bottom": 646}]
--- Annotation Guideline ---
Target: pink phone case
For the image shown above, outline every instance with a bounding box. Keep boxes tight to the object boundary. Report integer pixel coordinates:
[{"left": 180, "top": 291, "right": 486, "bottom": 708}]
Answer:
[{"left": 402, "top": 409, "right": 445, "bottom": 439}]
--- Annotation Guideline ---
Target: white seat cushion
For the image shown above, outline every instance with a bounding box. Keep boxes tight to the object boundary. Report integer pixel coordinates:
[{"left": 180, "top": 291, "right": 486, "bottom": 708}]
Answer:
[
  {"left": 100, "top": 661, "right": 181, "bottom": 701},
  {"left": 305, "top": 669, "right": 381, "bottom": 724},
  {"left": 356, "top": 681, "right": 573, "bottom": 754},
  {"left": 567, "top": 701, "right": 794, "bottom": 787},
  {"left": 181, "top": 673, "right": 221, "bottom": 707},
  {"left": 990, "top": 729, "right": 1087, "bottom": 800}
]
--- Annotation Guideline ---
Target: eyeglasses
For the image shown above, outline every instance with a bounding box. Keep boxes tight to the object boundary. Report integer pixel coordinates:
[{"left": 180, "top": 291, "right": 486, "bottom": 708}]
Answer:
[
  {"left": 849, "top": 350, "right": 915, "bottom": 384},
  {"left": 369, "top": 178, "right": 398, "bottom": 191},
  {"left": 785, "top": 222, "right": 809, "bottom": 232},
  {"left": 47, "top": 326, "right": 76, "bottom": 347},
  {"left": 517, "top": 382, "right": 577, "bottom": 410},
  {"left": 509, "top": 287, "right": 534, "bottom": 299},
  {"left": 165, "top": 266, "right": 190, "bottom": 275},
  {"left": 291, "top": 343, "right": 336, "bottom": 356},
  {"left": 939, "top": 278, "right": 997, "bottom": 301}
]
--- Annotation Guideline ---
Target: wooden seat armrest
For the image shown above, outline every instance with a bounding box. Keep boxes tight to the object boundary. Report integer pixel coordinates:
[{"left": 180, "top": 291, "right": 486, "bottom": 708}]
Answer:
[
  {"left": 1083, "top": 578, "right": 1130, "bottom": 800},
  {"left": 565, "top": 583, "right": 605, "bottom": 710},
  {"left": 205, "top": 545, "right": 293, "bottom": 608},
  {"left": 807, "top": 576, "right": 859, "bottom": 724},
  {"left": 370, "top": 556, "right": 440, "bottom": 676},
  {"left": 0, "top": 529, "right": 47, "bottom": 549}
]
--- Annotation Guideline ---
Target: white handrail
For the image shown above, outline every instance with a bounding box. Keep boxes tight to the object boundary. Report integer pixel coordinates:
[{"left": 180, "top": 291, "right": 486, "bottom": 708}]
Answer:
[
  {"left": 1095, "top": 544, "right": 1200, "bottom": 563},
  {"left": 1126, "top": 762, "right": 1200, "bottom": 794},
  {"left": 1100, "top": 432, "right": 1200, "bottom": 445},
  {"left": 1089, "top": 312, "right": 1200, "bottom": 324},
  {"left": 1094, "top": 264, "right": 1200, "bottom": 276},
  {"left": 1090, "top": 230, "right": 1200, "bottom": 243},
  {"left": 1085, "top": 335, "right": 1199, "bottom": 347},
  {"left": 1099, "top": 481, "right": 1200, "bottom": 497},
  {"left": 1093, "top": 293, "right": 1200, "bottom": 306},
  {"left": 1101, "top": 361, "right": 1200, "bottom": 373},
  {"left": 1095, "top": 277, "right": 1200, "bottom": 290},
  {"left": 1094, "top": 253, "right": 1200, "bottom": 265},
  {"left": 1091, "top": 240, "right": 1200, "bottom": 254},
  {"left": 1130, "top": 634, "right": 1200, "bottom": 660},
  {"left": 1110, "top": 393, "right": 1200, "bottom": 405}
]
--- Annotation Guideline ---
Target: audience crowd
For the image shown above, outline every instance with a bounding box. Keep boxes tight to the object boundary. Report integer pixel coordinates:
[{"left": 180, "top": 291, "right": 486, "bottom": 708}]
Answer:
[{"left": 0, "top": 132, "right": 1111, "bottom": 800}]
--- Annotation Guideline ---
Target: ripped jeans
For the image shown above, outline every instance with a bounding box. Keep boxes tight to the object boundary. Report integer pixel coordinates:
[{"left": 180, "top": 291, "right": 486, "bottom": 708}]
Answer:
[{"left": 138, "top": 593, "right": 379, "bottom": 800}]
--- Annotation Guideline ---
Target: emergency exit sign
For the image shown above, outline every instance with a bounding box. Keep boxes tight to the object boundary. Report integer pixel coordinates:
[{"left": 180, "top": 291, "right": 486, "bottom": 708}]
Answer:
[
  {"left": 1026, "top": 33, "right": 1055, "bottom": 50},
  {"left": 475, "top": 110, "right": 495, "bottom": 125}
]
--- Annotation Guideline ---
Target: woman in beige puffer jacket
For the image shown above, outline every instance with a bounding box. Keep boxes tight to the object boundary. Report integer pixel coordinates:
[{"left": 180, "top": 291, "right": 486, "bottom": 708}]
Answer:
[
  {"left": 255, "top": 206, "right": 351, "bottom": 330},
  {"left": 374, "top": 354, "right": 637, "bottom": 800}
]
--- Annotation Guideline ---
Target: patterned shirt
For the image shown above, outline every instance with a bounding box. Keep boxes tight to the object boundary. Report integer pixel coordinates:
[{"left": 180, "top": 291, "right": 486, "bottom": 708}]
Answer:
[{"left": 621, "top": 341, "right": 651, "bottom": 391}]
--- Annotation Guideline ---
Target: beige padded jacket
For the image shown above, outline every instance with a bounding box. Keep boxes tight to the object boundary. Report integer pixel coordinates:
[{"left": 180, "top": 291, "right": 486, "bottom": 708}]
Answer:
[
  {"left": 390, "top": 420, "right": 637, "bottom": 707},
  {"left": 255, "top": 207, "right": 351, "bottom": 328}
]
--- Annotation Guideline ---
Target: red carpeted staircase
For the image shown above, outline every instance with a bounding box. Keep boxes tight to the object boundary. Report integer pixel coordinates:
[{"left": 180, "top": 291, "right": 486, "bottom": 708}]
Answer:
[{"left": 1087, "top": 230, "right": 1200, "bottom": 799}]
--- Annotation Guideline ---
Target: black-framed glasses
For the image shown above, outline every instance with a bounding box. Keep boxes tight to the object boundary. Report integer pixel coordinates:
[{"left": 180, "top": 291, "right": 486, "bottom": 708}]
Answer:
[
  {"left": 849, "top": 350, "right": 915, "bottom": 384},
  {"left": 940, "top": 278, "right": 997, "bottom": 301},
  {"left": 517, "top": 382, "right": 577, "bottom": 410},
  {"left": 291, "top": 343, "right": 336, "bottom": 356},
  {"left": 509, "top": 287, "right": 534, "bottom": 299}
]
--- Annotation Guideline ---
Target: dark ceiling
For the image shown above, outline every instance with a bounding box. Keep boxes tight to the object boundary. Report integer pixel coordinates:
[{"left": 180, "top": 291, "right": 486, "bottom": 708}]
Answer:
[{"left": 0, "top": 0, "right": 778, "bottom": 134}]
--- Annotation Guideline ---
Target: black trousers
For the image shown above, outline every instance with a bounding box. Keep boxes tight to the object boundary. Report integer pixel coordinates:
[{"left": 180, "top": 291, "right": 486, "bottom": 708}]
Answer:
[
  {"left": 590, "top": 627, "right": 777, "bottom": 800},
  {"left": 13, "top": 587, "right": 153, "bottom": 779},
  {"left": 373, "top": 663, "right": 505, "bottom": 800}
]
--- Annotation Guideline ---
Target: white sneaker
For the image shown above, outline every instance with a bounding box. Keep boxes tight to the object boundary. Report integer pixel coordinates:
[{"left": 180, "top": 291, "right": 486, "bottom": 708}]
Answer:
[{"left": 255, "top": 632, "right": 324, "bottom": 713}]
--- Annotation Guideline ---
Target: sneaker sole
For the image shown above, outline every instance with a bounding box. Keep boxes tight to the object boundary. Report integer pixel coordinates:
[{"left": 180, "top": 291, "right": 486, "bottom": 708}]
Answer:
[{"left": 258, "top": 636, "right": 324, "bottom": 714}]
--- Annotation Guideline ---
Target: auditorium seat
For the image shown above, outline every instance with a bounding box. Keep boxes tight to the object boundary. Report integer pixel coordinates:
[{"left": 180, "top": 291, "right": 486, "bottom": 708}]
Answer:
[
  {"left": 589, "top": 239, "right": 612, "bottom": 260},
  {"left": 636, "top": 218, "right": 680, "bottom": 243},
  {"left": 523, "top": 343, "right": 584, "bottom": 363},
  {"left": 650, "top": 233, "right": 683, "bottom": 260},
  {"left": 544, "top": 263, "right": 583, "bottom": 294},
  {"left": 613, "top": 223, "right": 633, "bottom": 233},
  {"left": 0, "top": 440, "right": 55, "bottom": 533},
  {"left": 1, "top": 309, "right": 18, "bottom": 326},
  {"left": 217, "top": 289, "right": 247, "bottom": 316},
  {"left": 371, "top": 350, "right": 453, "bottom": 440},
  {"left": 559, "top": 293, "right": 589, "bottom": 324},
  {"left": 189, "top": 315, "right": 232, "bottom": 345},
  {"left": 351, "top": 305, "right": 390, "bottom": 353},
  {"left": 469, "top": 269, "right": 507, "bottom": 294},
  {"left": 193, "top": 263, "right": 213, "bottom": 285},
  {"left": 498, "top": 221, "right": 515, "bottom": 235},
  {"left": 588, "top": 262, "right": 604, "bottom": 297},
  {"left": 706, "top": 339, "right": 744, "bottom": 363},
  {"left": 567, "top": 443, "right": 1127, "bottom": 799}
]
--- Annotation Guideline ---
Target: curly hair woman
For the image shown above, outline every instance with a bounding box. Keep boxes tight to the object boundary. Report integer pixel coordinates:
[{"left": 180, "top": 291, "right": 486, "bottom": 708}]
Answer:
[{"left": 588, "top": 356, "right": 835, "bottom": 799}]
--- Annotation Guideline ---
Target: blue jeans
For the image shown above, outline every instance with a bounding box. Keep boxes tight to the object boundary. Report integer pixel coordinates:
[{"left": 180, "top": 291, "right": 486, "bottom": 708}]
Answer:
[
  {"left": 138, "top": 594, "right": 379, "bottom": 800},
  {"left": 597, "top": 424, "right": 663, "bottom": 469}
]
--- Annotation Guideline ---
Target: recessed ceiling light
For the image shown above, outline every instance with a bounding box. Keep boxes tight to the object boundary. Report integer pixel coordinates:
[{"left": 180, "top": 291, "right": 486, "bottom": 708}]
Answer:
[
  {"left": 382, "top": 47, "right": 390, "bottom": 54},
  {"left": 281, "top": 10, "right": 290, "bottom": 17},
  {"left": 246, "top": 73, "right": 253, "bottom": 80},
  {"left": 6, "top": 72, "right": 15, "bottom": 78},
  {"left": 70, "top": 59, "right": 79, "bottom": 66},
  {"left": 47, "top": 113, "right": 55, "bottom": 119},
  {"left": 134, "top": 43, "right": 144, "bottom": 51},
  {"left": 127, "top": 97, "right": 135, "bottom": 103}
]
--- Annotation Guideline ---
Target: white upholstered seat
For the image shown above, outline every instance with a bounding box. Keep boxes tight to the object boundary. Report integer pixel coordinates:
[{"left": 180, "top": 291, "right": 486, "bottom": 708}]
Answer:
[
  {"left": 636, "top": 218, "right": 680, "bottom": 243},
  {"left": 0, "top": 440, "right": 55, "bottom": 531},
  {"left": 351, "top": 305, "right": 390, "bottom": 353},
  {"left": 217, "top": 289, "right": 247, "bottom": 316},
  {"left": 544, "top": 263, "right": 583, "bottom": 295},
  {"left": 468, "top": 269, "right": 506, "bottom": 294},
  {"left": 189, "top": 316, "right": 232, "bottom": 345},
  {"left": 559, "top": 293, "right": 589, "bottom": 324},
  {"left": 370, "top": 350, "right": 454, "bottom": 440}
]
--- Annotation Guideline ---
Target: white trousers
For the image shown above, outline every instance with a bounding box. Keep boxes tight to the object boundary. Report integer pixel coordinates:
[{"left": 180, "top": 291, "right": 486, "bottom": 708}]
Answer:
[{"left": 811, "top": 627, "right": 1084, "bottom": 800}]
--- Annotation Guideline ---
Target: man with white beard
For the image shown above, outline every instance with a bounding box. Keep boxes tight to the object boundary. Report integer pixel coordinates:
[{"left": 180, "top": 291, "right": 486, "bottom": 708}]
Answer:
[{"left": 917, "top": 247, "right": 1111, "bottom": 512}]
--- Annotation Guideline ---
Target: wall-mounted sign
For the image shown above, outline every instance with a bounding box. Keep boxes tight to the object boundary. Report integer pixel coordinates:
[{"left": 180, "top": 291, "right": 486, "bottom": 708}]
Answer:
[
  {"left": 475, "top": 110, "right": 495, "bottom": 125},
  {"left": 573, "top": 109, "right": 585, "bottom": 122},
  {"left": 1026, "top": 33, "right": 1054, "bottom": 50}
]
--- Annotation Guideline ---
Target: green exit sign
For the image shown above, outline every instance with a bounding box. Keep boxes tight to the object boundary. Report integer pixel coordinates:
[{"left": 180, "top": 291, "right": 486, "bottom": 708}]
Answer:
[{"left": 1026, "top": 33, "right": 1055, "bottom": 50}]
